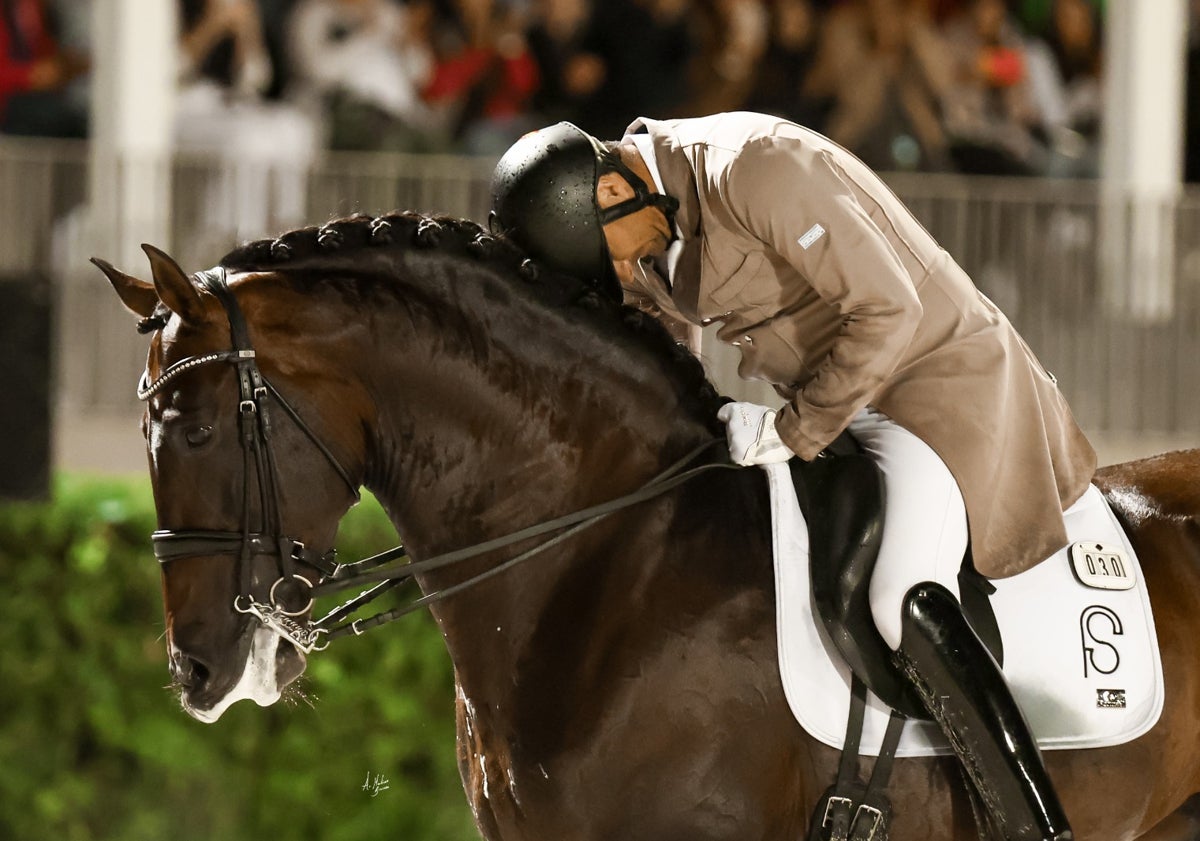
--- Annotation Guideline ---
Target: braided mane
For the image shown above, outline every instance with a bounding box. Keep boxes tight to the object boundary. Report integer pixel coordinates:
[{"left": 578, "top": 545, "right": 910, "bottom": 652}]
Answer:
[
  {"left": 222, "top": 212, "right": 527, "bottom": 276},
  {"left": 220, "top": 212, "right": 725, "bottom": 427}
]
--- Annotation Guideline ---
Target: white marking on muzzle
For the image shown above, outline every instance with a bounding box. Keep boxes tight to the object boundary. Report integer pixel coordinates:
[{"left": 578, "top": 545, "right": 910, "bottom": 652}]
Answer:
[{"left": 185, "top": 627, "right": 283, "bottom": 723}]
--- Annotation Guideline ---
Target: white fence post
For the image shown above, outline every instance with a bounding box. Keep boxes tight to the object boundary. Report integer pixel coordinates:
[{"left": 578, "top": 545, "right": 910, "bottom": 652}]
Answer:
[
  {"left": 1100, "top": 0, "right": 1189, "bottom": 321},
  {"left": 88, "top": 0, "right": 177, "bottom": 267}
]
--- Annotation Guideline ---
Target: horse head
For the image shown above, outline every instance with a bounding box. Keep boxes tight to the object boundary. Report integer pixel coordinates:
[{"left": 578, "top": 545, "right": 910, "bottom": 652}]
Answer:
[
  {"left": 96, "top": 213, "right": 725, "bottom": 730},
  {"left": 93, "top": 245, "right": 364, "bottom": 721}
]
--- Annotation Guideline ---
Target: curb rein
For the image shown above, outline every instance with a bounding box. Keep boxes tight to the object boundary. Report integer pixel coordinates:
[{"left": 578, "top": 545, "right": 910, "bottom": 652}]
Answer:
[{"left": 141, "top": 269, "right": 737, "bottom": 655}]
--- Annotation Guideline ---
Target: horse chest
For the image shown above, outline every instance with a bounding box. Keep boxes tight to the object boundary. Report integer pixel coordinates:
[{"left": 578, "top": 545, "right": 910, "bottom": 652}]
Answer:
[{"left": 457, "top": 688, "right": 539, "bottom": 837}]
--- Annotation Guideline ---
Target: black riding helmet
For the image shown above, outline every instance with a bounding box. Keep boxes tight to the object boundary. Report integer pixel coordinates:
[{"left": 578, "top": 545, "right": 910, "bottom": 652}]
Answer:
[{"left": 490, "top": 122, "right": 679, "bottom": 298}]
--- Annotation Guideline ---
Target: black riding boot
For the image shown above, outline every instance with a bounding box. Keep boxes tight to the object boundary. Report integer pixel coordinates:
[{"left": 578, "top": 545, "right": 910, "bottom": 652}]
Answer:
[{"left": 894, "top": 583, "right": 1073, "bottom": 841}]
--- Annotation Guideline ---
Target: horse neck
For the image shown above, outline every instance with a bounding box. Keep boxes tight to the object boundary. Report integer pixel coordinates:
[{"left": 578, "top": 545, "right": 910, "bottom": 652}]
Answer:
[
  {"left": 345, "top": 265, "right": 716, "bottom": 686},
  {"left": 362, "top": 295, "right": 712, "bottom": 554}
]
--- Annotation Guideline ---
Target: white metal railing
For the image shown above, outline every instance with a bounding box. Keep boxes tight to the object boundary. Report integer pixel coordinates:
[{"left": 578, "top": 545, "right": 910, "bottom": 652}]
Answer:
[{"left": 2, "top": 141, "right": 1196, "bottom": 471}]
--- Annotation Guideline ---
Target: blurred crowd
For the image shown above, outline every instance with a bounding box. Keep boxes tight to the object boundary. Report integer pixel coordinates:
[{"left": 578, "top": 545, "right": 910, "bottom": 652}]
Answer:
[{"left": 1, "top": 0, "right": 1198, "bottom": 179}]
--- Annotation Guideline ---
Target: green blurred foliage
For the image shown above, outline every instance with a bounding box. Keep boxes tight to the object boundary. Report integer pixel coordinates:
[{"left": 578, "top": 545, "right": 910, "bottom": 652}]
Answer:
[{"left": 0, "top": 477, "right": 477, "bottom": 841}]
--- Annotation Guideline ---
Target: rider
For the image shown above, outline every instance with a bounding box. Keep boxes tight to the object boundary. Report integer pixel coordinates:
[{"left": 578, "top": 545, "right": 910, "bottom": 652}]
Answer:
[{"left": 490, "top": 114, "right": 1095, "bottom": 841}]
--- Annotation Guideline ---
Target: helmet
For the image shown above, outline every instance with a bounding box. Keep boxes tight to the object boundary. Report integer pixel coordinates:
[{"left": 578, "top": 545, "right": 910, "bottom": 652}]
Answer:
[
  {"left": 490, "top": 122, "right": 611, "bottom": 284},
  {"left": 490, "top": 122, "right": 678, "bottom": 294}
]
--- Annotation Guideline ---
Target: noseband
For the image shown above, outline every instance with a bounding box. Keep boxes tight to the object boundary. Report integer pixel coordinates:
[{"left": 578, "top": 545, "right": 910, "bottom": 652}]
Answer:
[{"left": 142, "top": 268, "right": 360, "bottom": 652}]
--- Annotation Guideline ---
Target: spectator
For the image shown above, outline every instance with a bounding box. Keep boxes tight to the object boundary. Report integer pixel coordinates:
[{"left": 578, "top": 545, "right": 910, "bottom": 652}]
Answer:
[
  {"left": 180, "top": 0, "right": 272, "bottom": 96},
  {"left": 1023, "top": 0, "right": 1102, "bottom": 176},
  {"left": 744, "top": 0, "right": 829, "bottom": 129},
  {"left": 525, "top": 0, "right": 605, "bottom": 125},
  {"left": 288, "top": 0, "right": 438, "bottom": 152},
  {"left": 175, "top": 0, "right": 318, "bottom": 242},
  {"left": 940, "top": 0, "right": 1048, "bottom": 174},
  {"left": 257, "top": 0, "right": 302, "bottom": 100},
  {"left": 1043, "top": 0, "right": 1102, "bottom": 137},
  {"left": 804, "top": 0, "right": 954, "bottom": 171},
  {"left": 421, "top": 0, "right": 540, "bottom": 155},
  {"left": 0, "top": 0, "right": 88, "bottom": 138},
  {"left": 581, "top": 0, "right": 694, "bottom": 138},
  {"left": 688, "top": 0, "right": 770, "bottom": 115}
]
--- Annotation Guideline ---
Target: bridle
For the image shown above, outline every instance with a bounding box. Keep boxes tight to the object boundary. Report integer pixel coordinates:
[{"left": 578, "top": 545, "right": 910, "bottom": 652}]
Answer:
[
  {"left": 141, "top": 268, "right": 738, "bottom": 655},
  {"left": 142, "top": 268, "right": 361, "bottom": 653}
]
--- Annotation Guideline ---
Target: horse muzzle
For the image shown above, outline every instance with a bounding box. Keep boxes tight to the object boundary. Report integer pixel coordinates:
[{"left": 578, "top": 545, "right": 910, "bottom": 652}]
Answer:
[{"left": 170, "top": 622, "right": 306, "bottom": 723}]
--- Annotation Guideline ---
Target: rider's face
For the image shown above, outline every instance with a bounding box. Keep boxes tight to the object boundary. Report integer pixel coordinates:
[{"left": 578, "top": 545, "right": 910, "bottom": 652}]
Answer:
[{"left": 595, "top": 171, "right": 672, "bottom": 270}]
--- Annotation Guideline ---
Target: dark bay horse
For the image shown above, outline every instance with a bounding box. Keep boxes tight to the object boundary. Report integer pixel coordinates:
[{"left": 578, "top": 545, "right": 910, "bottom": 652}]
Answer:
[{"left": 95, "top": 213, "right": 1200, "bottom": 841}]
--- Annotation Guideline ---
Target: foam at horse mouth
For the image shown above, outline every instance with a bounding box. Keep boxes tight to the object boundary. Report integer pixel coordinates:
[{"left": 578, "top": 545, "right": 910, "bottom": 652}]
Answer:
[{"left": 184, "top": 626, "right": 287, "bottom": 723}]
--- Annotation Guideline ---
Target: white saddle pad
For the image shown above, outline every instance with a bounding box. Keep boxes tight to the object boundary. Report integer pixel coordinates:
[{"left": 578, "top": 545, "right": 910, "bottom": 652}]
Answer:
[{"left": 766, "top": 463, "right": 1164, "bottom": 758}]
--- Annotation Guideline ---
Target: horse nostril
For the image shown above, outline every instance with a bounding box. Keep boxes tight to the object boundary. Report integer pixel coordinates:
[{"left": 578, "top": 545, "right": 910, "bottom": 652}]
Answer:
[{"left": 171, "top": 653, "right": 211, "bottom": 690}]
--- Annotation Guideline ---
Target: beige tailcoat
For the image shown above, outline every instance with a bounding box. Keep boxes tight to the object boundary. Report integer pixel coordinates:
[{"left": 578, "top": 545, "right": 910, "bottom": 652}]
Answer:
[{"left": 622, "top": 112, "right": 1096, "bottom": 578}]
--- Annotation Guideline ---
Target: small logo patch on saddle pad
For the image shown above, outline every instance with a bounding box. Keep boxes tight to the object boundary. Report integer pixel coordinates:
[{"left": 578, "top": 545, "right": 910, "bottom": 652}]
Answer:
[{"left": 766, "top": 468, "right": 1163, "bottom": 758}]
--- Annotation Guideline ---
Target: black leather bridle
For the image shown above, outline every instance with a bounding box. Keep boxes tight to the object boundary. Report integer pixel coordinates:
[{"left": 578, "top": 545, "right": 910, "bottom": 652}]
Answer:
[
  {"left": 140, "top": 267, "right": 737, "bottom": 654},
  {"left": 141, "top": 268, "right": 361, "bottom": 653}
]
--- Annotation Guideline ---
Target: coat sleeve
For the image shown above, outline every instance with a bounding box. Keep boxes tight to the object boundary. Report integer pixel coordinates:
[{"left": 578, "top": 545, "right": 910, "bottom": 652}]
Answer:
[{"left": 724, "top": 138, "right": 923, "bottom": 458}]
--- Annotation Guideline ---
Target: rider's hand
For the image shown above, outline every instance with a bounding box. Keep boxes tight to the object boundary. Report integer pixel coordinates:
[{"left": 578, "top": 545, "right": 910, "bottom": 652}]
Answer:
[{"left": 716, "top": 402, "right": 795, "bottom": 466}]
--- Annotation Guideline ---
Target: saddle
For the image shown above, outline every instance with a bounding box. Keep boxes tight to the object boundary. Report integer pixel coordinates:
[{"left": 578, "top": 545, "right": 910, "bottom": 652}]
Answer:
[
  {"left": 791, "top": 432, "right": 1003, "bottom": 721},
  {"left": 778, "top": 439, "right": 1162, "bottom": 840}
]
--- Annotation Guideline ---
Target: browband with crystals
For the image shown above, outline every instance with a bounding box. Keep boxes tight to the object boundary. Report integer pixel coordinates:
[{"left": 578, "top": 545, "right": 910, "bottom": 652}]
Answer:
[{"left": 137, "top": 350, "right": 256, "bottom": 401}]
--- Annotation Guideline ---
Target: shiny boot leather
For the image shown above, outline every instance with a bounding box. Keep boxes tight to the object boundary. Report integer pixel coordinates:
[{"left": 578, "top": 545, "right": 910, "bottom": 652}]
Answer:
[{"left": 894, "top": 583, "right": 1073, "bottom": 841}]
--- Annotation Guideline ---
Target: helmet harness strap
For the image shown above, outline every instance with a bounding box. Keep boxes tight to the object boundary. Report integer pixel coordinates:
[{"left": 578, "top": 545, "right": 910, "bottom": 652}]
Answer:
[{"left": 595, "top": 151, "right": 680, "bottom": 231}]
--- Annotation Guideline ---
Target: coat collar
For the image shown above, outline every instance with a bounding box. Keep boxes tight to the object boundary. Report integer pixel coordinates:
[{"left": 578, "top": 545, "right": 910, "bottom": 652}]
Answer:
[
  {"left": 625, "top": 118, "right": 701, "bottom": 242},
  {"left": 624, "top": 118, "right": 704, "bottom": 320}
]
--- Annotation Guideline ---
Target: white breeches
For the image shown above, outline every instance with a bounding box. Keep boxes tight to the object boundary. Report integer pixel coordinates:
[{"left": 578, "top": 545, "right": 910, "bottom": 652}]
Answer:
[{"left": 848, "top": 408, "right": 969, "bottom": 650}]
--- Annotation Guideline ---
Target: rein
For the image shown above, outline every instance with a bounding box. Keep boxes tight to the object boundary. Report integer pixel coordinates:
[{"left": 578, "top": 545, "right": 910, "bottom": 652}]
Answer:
[
  {"left": 142, "top": 268, "right": 738, "bottom": 654},
  {"left": 309, "top": 438, "right": 737, "bottom": 644}
]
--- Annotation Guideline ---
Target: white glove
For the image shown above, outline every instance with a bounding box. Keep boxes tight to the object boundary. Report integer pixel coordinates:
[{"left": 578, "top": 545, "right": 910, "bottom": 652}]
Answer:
[{"left": 716, "top": 402, "right": 795, "bottom": 466}]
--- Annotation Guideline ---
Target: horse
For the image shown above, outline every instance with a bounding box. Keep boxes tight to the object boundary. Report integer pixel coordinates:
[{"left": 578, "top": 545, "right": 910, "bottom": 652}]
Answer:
[{"left": 94, "top": 212, "right": 1200, "bottom": 841}]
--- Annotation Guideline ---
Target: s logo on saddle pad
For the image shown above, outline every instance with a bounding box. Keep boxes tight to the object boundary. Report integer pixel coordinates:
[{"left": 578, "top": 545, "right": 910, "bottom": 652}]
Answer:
[{"left": 766, "top": 469, "right": 1164, "bottom": 758}]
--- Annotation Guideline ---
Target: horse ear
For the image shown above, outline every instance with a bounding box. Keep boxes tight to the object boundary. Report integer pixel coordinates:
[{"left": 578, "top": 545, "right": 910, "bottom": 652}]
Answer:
[
  {"left": 141, "top": 244, "right": 208, "bottom": 324},
  {"left": 91, "top": 257, "right": 160, "bottom": 318}
]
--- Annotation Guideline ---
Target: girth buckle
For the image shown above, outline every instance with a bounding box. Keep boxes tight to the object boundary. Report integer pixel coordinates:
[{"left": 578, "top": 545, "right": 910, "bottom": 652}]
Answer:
[
  {"left": 821, "top": 795, "right": 855, "bottom": 841},
  {"left": 848, "top": 804, "right": 885, "bottom": 841}
]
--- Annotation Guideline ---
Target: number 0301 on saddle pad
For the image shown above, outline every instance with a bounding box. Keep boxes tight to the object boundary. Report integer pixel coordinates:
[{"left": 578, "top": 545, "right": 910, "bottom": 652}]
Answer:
[{"left": 765, "top": 463, "right": 1164, "bottom": 759}]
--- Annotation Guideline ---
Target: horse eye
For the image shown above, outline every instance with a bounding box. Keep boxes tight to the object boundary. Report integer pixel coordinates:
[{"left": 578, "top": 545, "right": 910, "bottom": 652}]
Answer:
[{"left": 185, "top": 426, "right": 213, "bottom": 447}]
